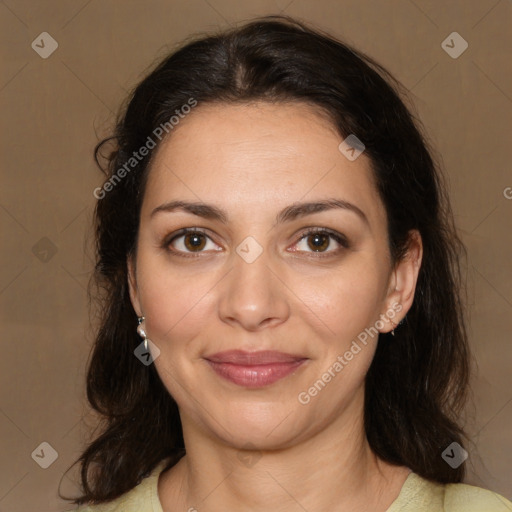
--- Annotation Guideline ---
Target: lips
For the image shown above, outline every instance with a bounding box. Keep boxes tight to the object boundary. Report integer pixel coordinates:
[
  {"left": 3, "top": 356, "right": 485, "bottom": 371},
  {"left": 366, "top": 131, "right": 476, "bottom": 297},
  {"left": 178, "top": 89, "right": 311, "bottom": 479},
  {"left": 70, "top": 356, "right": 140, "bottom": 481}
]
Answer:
[
  {"left": 206, "top": 350, "right": 305, "bottom": 365},
  {"left": 204, "top": 350, "right": 307, "bottom": 388}
]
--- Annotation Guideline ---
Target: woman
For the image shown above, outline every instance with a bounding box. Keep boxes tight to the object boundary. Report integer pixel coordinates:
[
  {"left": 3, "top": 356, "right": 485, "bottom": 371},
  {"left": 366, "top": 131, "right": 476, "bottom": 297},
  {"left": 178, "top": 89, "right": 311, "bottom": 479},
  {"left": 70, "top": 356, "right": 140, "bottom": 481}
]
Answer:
[{"left": 67, "top": 15, "right": 512, "bottom": 511}]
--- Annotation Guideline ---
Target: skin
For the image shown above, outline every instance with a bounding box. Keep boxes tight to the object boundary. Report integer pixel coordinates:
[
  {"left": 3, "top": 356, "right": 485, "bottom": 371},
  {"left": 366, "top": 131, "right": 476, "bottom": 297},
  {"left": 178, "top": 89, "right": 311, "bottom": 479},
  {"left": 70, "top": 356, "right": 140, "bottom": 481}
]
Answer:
[{"left": 128, "top": 101, "right": 423, "bottom": 511}]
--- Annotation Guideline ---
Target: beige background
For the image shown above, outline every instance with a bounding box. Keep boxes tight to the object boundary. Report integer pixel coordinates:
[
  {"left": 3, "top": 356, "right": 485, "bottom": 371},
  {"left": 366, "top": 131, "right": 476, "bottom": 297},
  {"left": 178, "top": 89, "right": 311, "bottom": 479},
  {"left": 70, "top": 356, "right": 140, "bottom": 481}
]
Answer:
[{"left": 0, "top": 1, "right": 511, "bottom": 510}]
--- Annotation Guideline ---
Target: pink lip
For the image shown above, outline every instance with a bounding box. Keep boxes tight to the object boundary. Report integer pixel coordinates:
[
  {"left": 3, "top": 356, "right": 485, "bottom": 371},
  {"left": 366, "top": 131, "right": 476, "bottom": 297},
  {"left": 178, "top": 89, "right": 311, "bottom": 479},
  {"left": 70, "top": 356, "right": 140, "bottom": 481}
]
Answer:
[{"left": 205, "top": 350, "right": 307, "bottom": 388}]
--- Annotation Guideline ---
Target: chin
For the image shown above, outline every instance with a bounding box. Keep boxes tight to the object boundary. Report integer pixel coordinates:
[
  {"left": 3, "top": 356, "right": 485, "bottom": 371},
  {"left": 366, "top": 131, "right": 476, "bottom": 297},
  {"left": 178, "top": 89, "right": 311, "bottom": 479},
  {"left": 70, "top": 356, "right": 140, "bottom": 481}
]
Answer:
[{"left": 207, "top": 403, "right": 305, "bottom": 449}]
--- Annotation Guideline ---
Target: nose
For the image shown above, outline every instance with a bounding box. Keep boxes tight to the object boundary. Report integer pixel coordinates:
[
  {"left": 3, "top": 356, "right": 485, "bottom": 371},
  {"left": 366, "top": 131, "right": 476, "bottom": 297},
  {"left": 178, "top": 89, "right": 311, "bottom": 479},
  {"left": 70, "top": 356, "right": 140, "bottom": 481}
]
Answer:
[{"left": 218, "top": 245, "right": 291, "bottom": 332}]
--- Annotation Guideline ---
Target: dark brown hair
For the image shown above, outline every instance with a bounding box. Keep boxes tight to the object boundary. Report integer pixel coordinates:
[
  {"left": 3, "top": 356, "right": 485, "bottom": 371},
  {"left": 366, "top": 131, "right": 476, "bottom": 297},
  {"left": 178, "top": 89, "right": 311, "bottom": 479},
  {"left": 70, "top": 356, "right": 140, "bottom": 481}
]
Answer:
[{"left": 63, "top": 14, "right": 470, "bottom": 505}]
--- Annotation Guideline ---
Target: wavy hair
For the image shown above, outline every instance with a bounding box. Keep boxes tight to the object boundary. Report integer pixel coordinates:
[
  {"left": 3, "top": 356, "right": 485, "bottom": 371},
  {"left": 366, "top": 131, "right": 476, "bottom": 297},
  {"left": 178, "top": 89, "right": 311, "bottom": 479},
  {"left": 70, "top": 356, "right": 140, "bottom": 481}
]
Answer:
[{"left": 63, "top": 15, "right": 470, "bottom": 505}]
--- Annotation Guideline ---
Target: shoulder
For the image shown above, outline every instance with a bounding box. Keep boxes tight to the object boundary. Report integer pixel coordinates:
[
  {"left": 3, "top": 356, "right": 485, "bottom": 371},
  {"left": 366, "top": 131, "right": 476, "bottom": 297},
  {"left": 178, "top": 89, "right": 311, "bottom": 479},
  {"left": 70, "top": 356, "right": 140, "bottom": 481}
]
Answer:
[
  {"left": 444, "top": 482, "right": 512, "bottom": 511},
  {"left": 75, "top": 459, "right": 169, "bottom": 512},
  {"left": 387, "top": 472, "right": 512, "bottom": 512},
  {"left": 75, "top": 483, "right": 152, "bottom": 512}
]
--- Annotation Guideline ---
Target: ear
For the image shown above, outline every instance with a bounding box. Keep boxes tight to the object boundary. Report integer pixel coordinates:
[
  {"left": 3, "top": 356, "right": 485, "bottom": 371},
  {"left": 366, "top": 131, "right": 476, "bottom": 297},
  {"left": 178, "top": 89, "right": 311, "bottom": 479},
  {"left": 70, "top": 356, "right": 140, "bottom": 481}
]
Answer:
[
  {"left": 127, "top": 253, "right": 142, "bottom": 317},
  {"left": 379, "top": 229, "right": 423, "bottom": 333}
]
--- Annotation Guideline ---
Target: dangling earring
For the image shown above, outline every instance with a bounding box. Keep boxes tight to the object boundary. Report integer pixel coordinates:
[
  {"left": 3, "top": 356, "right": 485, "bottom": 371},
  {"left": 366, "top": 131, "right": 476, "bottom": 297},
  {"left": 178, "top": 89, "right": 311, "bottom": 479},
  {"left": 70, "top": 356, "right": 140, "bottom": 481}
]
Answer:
[{"left": 137, "top": 316, "right": 148, "bottom": 350}]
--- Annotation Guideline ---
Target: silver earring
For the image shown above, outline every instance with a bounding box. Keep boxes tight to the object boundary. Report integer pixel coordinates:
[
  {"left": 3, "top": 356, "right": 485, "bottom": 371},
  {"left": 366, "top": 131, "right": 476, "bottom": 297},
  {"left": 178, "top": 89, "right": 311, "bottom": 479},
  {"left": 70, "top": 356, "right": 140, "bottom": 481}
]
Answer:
[{"left": 137, "top": 316, "right": 148, "bottom": 350}]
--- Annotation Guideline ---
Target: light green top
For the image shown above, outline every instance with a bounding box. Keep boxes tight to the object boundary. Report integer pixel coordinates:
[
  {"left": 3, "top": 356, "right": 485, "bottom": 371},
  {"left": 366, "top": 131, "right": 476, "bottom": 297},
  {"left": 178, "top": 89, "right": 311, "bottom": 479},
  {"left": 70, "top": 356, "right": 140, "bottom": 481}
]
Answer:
[{"left": 76, "top": 459, "right": 512, "bottom": 511}]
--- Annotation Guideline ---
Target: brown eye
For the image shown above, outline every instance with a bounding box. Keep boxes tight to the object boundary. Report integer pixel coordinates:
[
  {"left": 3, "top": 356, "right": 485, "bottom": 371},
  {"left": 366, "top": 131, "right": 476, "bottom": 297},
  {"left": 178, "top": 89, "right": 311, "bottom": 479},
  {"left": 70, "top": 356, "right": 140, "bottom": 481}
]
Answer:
[
  {"left": 306, "top": 232, "right": 330, "bottom": 252},
  {"left": 183, "top": 232, "right": 207, "bottom": 252},
  {"left": 291, "top": 228, "right": 349, "bottom": 257},
  {"left": 164, "top": 228, "right": 222, "bottom": 257}
]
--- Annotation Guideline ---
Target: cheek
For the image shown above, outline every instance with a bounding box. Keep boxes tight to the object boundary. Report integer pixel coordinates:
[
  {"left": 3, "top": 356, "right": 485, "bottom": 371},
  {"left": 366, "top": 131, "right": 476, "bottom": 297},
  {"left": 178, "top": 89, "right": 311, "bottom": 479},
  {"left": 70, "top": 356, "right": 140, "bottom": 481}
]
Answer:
[
  {"left": 292, "top": 260, "right": 385, "bottom": 343},
  {"left": 293, "top": 267, "right": 383, "bottom": 410},
  {"left": 137, "top": 268, "right": 215, "bottom": 405},
  {"left": 136, "top": 258, "right": 216, "bottom": 351}
]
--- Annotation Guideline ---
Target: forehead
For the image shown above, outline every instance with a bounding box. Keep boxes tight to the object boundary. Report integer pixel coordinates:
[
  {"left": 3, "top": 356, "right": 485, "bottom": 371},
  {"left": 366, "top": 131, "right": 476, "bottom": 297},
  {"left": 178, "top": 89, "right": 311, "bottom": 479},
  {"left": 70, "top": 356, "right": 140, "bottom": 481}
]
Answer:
[{"left": 141, "top": 101, "right": 386, "bottom": 230}]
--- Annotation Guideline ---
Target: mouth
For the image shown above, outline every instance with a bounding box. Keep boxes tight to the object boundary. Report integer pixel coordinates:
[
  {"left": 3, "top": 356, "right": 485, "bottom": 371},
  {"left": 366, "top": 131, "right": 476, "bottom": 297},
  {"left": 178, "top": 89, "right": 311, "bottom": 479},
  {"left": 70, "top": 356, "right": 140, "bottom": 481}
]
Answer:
[{"left": 204, "top": 350, "right": 308, "bottom": 388}]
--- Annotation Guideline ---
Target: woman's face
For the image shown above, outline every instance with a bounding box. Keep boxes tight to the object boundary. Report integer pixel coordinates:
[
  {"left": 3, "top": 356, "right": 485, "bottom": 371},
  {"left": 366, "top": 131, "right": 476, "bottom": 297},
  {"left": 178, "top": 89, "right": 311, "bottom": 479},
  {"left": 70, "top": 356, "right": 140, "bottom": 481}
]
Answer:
[{"left": 129, "top": 101, "right": 415, "bottom": 449}]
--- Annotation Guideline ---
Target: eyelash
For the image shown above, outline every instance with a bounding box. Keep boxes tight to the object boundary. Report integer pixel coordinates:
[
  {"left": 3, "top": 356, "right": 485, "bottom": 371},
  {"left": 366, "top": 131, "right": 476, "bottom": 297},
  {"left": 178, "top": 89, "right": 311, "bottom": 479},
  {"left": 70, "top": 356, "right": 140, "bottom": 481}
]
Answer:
[{"left": 162, "top": 227, "right": 350, "bottom": 259}]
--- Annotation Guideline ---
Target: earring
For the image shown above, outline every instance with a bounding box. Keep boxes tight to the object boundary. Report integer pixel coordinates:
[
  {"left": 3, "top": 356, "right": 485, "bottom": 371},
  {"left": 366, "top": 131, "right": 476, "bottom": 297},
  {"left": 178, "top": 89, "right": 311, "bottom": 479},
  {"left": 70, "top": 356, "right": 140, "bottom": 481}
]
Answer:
[{"left": 137, "top": 316, "right": 148, "bottom": 350}]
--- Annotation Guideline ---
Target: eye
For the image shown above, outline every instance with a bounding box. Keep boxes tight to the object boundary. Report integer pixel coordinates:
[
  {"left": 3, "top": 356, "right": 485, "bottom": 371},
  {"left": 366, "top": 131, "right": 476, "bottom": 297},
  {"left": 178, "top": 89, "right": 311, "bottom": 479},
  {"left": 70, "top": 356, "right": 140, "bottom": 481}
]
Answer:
[
  {"left": 290, "top": 228, "right": 349, "bottom": 257},
  {"left": 164, "top": 228, "right": 221, "bottom": 257}
]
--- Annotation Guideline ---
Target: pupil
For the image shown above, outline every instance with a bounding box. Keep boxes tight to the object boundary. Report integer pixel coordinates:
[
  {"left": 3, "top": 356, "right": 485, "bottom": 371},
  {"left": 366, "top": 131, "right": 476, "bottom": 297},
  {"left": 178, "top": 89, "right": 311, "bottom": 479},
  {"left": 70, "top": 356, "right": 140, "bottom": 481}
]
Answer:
[
  {"left": 185, "top": 233, "right": 205, "bottom": 251},
  {"left": 309, "top": 233, "right": 328, "bottom": 251}
]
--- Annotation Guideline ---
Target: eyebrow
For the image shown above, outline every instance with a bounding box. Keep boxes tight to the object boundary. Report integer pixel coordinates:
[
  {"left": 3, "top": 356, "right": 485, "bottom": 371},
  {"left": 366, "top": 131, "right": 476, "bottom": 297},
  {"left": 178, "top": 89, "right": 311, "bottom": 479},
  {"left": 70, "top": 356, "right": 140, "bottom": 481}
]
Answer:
[{"left": 150, "top": 198, "right": 369, "bottom": 228}]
